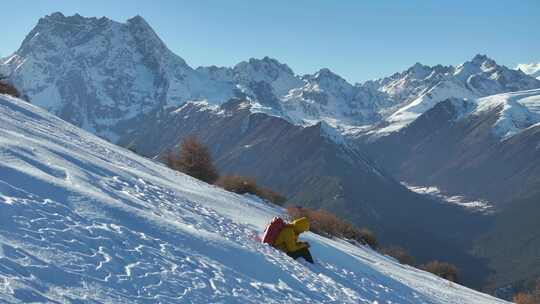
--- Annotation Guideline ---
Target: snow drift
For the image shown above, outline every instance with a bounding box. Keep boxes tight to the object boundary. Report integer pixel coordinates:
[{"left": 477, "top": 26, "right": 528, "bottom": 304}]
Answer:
[{"left": 0, "top": 93, "right": 507, "bottom": 303}]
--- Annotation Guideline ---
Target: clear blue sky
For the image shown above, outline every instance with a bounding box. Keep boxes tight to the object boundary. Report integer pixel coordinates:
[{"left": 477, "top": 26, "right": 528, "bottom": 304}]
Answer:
[{"left": 0, "top": 0, "right": 538, "bottom": 82}]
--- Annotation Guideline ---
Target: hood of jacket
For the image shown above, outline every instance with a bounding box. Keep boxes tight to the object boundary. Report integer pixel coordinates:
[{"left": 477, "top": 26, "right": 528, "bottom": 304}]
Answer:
[{"left": 292, "top": 217, "right": 309, "bottom": 234}]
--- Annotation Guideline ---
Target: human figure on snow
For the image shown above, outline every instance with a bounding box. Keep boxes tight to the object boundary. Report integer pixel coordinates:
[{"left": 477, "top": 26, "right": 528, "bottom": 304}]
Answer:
[{"left": 274, "top": 217, "right": 314, "bottom": 264}]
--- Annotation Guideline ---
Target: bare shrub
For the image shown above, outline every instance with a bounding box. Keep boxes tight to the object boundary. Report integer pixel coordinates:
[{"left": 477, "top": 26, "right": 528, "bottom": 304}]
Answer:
[
  {"left": 537, "top": 279, "right": 540, "bottom": 301},
  {"left": 166, "top": 136, "right": 219, "bottom": 184},
  {"left": 286, "top": 206, "right": 377, "bottom": 248},
  {"left": 0, "top": 79, "right": 20, "bottom": 98},
  {"left": 512, "top": 279, "right": 540, "bottom": 304},
  {"left": 256, "top": 187, "right": 287, "bottom": 206},
  {"left": 217, "top": 175, "right": 258, "bottom": 195},
  {"left": 217, "top": 175, "right": 286, "bottom": 205},
  {"left": 358, "top": 228, "right": 378, "bottom": 249},
  {"left": 513, "top": 293, "right": 537, "bottom": 304},
  {"left": 381, "top": 246, "right": 416, "bottom": 266},
  {"left": 421, "top": 261, "right": 459, "bottom": 283}
]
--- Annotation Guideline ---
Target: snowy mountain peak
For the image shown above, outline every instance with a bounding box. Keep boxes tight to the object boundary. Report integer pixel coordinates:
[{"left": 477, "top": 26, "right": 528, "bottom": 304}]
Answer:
[
  {"left": 518, "top": 62, "right": 540, "bottom": 80},
  {"left": 232, "top": 57, "right": 303, "bottom": 97},
  {"left": 234, "top": 56, "right": 296, "bottom": 81},
  {"left": 311, "top": 68, "right": 346, "bottom": 82},
  {"left": 125, "top": 13, "right": 188, "bottom": 68},
  {"left": 48, "top": 11, "right": 66, "bottom": 19},
  {"left": 306, "top": 68, "right": 353, "bottom": 95},
  {"left": 471, "top": 54, "right": 495, "bottom": 65},
  {"left": 455, "top": 54, "right": 498, "bottom": 76},
  {"left": 127, "top": 14, "right": 147, "bottom": 24},
  {"left": 406, "top": 62, "right": 433, "bottom": 79},
  {"left": 36, "top": 11, "right": 113, "bottom": 30},
  {"left": 1, "top": 13, "right": 224, "bottom": 141},
  {"left": 126, "top": 14, "right": 169, "bottom": 50},
  {"left": 248, "top": 56, "right": 294, "bottom": 75},
  {"left": 17, "top": 12, "right": 113, "bottom": 56},
  {"left": 126, "top": 14, "right": 157, "bottom": 36},
  {"left": 41, "top": 11, "right": 92, "bottom": 23},
  {"left": 371, "top": 55, "right": 540, "bottom": 136}
]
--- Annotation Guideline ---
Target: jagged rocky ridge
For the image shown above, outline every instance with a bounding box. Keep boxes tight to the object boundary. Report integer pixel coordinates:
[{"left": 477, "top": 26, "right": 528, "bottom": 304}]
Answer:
[{"left": 2, "top": 12, "right": 539, "bottom": 143}]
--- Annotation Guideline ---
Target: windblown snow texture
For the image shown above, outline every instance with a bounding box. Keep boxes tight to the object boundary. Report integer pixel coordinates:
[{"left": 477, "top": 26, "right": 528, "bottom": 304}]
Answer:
[{"left": 0, "top": 94, "right": 508, "bottom": 303}]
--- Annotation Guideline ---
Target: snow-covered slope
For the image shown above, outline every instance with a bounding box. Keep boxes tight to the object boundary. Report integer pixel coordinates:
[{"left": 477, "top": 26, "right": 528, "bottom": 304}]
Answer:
[
  {"left": 473, "top": 88, "right": 540, "bottom": 139},
  {"left": 371, "top": 55, "right": 540, "bottom": 135},
  {"left": 376, "top": 88, "right": 540, "bottom": 140},
  {"left": 0, "top": 94, "right": 508, "bottom": 303},
  {"left": 517, "top": 62, "right": 540, "bottom": 80}
]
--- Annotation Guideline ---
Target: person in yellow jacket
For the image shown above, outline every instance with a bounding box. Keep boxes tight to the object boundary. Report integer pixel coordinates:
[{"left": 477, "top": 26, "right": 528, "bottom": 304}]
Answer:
[{"left": 274, "top": 217, "right": 314, "bottom": 263}]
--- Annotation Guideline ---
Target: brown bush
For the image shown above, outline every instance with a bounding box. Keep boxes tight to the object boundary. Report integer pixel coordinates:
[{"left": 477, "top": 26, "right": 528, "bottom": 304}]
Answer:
[
  {"left": 512, "top": 279, "right": 540, "bottom": 304},
  {"left": 421, "top": 260, "right": 459, "bottom": 283},
  {"left": 513, "top": 293, "right": 537, "bottom": 304},
  {"left": 256, "top": 187, "right": 287, "bottom": 206},
  {"left": 537, "top": 279, "right": 540, "bottom": 301},
  {"left": 166, "top": 136, "right": 219, "bottom": 184},
  {"left": 286, "top": 206, "right": 378, "bottom": 248},
  {"left": 217, "top": 175, "right": 258, "bottom": 194},
  {"left": 0, "top": 80, "right": 20, "bottom": 98},
  {"left": 381, "top": 246, "right": 416, "bottom": 266},
  {"left": 358, "top": 228, "right": 378, "bottom": 249},
  {"left": 216, "top": 175, "right": 286, "bottom": 205}
]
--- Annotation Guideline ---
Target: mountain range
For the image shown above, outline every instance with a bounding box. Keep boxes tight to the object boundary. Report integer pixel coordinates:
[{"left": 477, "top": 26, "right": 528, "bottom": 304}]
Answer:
[
  {"left": 3, "top": 12, "right": 539, "bottom": 144},
  {"left": 2, "top": 12, "right": 540, "bottom": 296}
]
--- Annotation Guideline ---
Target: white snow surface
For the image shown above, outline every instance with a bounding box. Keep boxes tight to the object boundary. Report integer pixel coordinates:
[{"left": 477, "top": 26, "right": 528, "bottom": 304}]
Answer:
[
  {"left": 517, "top": 62, "right": 540, "bottom": 80},
  {"left": 474, "top": 89, "right": 540, "bottom": 139},
  {"left": 0, "top": 94, "right": 508, "bottom": 303},
  {"left": 371, "top": 56, "right": 540, "bottom": 136},
  {"left": 377, "top": 80, "right": 476, "bottom": 134},
  {"left": 402, "top": 183, "right": 494, "bottom": 214}
]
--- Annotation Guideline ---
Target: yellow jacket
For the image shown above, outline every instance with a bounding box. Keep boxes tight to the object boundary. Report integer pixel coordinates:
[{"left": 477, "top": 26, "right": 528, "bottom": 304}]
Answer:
[{"left": 274, "top": 217, "right": 310, "bottom": 253}]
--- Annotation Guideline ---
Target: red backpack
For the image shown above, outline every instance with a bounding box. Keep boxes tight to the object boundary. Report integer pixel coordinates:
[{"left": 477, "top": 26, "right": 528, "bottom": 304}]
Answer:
[{"left": 261, "top": 217, "right": 286, "bottom": 246}]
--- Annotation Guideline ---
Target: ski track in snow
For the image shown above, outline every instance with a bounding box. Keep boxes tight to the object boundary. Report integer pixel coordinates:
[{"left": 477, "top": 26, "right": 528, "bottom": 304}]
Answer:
[{"left": 0, "top": 94, "right": 508, "bottom": 303}]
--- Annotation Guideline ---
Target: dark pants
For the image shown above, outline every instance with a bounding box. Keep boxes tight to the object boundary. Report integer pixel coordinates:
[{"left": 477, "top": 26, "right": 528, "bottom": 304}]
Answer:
[{"left": 287, "top": 247, "right": 314, "bottom": 264}]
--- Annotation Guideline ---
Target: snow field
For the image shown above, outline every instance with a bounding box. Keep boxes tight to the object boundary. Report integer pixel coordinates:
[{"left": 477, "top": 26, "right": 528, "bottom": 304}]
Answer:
[{"left": 0, "top": 94, "right": 508, "bottom": 303}]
